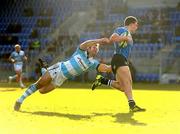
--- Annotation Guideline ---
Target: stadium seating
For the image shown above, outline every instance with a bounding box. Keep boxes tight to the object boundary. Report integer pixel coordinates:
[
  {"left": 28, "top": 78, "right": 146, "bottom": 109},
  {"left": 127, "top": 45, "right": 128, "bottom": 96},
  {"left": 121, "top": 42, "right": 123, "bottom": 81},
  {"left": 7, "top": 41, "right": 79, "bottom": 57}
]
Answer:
[{"left": 0, "top": 0, "right": 179, "bottom": 82}]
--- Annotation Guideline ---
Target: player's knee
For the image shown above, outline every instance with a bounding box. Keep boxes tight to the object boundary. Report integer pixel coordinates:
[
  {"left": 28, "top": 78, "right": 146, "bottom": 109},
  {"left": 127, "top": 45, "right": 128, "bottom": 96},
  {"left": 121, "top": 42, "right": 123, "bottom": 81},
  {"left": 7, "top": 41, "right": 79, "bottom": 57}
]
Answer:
[
  {"left": 130, "top": 78, "right": 132, "bottom": 84},
  {"left": 16, "top": 71, "right": 21, "bottom": 75},
  {"left": 39, "top": 89, "right": 46, "bottom": 94},
  {"left": 16, "top": 73, "right": 20, "bottom": 77},
  {"left": 36, "top": 81, "right": 44, "bottom": 89}
]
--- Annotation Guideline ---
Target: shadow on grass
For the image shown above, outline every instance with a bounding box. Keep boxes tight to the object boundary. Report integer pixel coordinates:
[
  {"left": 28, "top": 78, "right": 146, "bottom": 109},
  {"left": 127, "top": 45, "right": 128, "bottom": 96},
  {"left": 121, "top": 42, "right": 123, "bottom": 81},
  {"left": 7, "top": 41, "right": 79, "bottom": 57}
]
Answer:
[
  {"left": 92, "top": 112, "right": 147, "bottom": 126},
  {"left": 20, "top": 110, "right": 92, "bottom": 120},
  {"left": 113, "top": 113, "right": 147, "bottom": 125},
  {"left": 20, "top": 110, "right": 147, "bottom": 126}
]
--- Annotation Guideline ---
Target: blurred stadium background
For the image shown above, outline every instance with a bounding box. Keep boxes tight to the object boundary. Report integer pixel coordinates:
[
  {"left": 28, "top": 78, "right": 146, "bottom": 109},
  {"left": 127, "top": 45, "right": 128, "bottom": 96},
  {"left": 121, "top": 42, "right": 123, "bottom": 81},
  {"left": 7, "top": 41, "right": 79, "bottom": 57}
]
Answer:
[{"left": 0, "top": 0, "right": 179, "bottom": 84}]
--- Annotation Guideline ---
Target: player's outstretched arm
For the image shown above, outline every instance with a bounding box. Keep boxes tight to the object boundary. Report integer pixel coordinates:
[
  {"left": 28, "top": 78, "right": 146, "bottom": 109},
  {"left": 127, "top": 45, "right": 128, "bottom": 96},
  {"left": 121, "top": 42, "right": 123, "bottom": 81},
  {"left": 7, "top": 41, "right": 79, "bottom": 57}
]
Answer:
[
  {"left": 80, "top": 38, "right": 110, "bottom": 50},
  {"left": 97, "top": 64, "right": 112, "bottom": 73}
]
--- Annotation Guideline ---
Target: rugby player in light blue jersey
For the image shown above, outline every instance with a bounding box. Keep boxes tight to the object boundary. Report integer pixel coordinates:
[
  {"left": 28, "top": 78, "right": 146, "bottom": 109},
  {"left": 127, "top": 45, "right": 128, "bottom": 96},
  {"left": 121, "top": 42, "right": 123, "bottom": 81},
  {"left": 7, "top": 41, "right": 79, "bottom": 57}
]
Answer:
[
  {"left": 14, "top": 37, "right": 112, "bottom": 111},
  {"left": 9, "top": 44, "right": 27, "bottom": 88},
  {"left": 92, "top": 16, "right": 146, "bottom": 112}
]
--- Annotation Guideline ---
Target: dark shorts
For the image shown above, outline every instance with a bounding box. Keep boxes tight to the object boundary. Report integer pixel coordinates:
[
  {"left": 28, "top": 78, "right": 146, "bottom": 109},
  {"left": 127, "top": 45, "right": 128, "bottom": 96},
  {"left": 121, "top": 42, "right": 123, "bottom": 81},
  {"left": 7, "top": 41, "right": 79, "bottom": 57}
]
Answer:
[{"left": 111, "top": 54, "right": 129, "bottom": 74}]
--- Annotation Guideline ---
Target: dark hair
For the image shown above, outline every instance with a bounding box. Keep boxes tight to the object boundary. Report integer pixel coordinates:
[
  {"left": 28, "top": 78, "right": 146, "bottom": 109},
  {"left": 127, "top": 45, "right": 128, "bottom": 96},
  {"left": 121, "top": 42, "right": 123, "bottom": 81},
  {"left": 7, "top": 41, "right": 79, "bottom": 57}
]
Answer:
[{"left": 124, "top": 16, "right": 138, "bottom": 26}]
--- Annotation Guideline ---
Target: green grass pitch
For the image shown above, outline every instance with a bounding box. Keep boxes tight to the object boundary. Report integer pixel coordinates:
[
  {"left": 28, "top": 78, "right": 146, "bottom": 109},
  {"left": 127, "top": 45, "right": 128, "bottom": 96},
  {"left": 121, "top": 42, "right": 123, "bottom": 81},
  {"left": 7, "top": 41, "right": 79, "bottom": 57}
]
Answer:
[{"left": 0, "top": 83, "right": 180, "bottom": 134}]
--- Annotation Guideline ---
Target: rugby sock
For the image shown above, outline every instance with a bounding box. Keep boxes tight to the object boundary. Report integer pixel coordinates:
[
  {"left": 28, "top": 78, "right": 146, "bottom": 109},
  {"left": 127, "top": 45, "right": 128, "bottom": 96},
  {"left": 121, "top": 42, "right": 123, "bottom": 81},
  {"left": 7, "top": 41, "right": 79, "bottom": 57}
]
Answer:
[
  {"left": 41, "top": 68, "right": 47, "bottom": 76},
  {"left": 101, "top": 77, "right": 113, "bottom": 86},
  {"left": 10, "top": 74, "right": 17, "bottom": 80},
  {"left": 19, "top": 76, "right": 24, "bottom": 86},
  {"left": 17, "top": 84, "right": 38, "bottom": 103},
  {"left": 128, "top": 100, "right": 136, "bottom": 109}
]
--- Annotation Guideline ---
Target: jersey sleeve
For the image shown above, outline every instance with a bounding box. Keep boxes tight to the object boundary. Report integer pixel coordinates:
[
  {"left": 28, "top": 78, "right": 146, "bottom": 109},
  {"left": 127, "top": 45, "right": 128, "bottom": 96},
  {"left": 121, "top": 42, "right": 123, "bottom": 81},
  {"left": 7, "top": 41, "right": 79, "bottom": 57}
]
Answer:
[
  {"left": 71, "top": 47, "right": 85, "bottom": 57},
  {"left": 10, "top": 52, "right": 14, "bottom": 59},
  {"left": 89, "top": 59, "right": 100, "bottom": 71},
  {"left": 20, "top": 51, "right": 24, "bottom": 57}
]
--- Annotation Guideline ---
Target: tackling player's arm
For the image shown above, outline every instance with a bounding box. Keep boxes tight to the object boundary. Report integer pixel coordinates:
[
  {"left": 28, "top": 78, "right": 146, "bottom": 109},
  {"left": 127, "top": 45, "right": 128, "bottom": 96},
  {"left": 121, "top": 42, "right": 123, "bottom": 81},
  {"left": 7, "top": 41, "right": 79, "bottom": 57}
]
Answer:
[
  {"left": 80, "top": 38, "right": 110, "bottom": 50},
  {"left": 97, "top": 64, "right": 112, "bottom": 73},
  {"left": 110, "top": 33, "right": 132, "bottom": 43},
  {"left": 110, "top": 33, "right": 128, "bottom": 42}
]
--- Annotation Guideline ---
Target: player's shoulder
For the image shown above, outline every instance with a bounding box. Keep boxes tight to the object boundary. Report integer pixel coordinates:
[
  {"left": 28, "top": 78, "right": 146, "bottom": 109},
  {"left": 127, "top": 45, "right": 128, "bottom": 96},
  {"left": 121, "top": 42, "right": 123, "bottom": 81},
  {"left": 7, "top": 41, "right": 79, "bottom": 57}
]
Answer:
[
  {"left": 11, "top": 51, "right": 16, "bottom": 55},
  {"left": 75, "top": 47, "right": 87, "bottom": 54},
  {"left": 115, "top": 26, "right": 127, "bottom": 32},
  {"left": 71, "top": 47, "right": 86, "bottom": 59},
  {"left": 19, "top": 50, "right": 25, "bottom": 54},
  {"left": 116, "top": 26, "right": 126, "bottom": 30},
  {"left": 114, "top": 26, "right": 128, "bottom": 35}
]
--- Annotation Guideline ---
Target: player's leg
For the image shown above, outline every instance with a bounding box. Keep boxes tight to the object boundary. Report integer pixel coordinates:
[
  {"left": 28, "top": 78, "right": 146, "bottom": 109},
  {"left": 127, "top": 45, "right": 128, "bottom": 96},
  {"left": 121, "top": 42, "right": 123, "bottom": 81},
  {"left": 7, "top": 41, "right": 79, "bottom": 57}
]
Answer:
[
  {"left": 116, "top": 66, "right": 145, "bottom": 112},
  {"left": 15, "top": 70, "right": 21, "bottom": 83},
  {"left": 14, "top": 64, "right": 25, "bottom": 88},
  {"left": 39, "top": 83, "right": 55, "bottom": 94},
  {"left": 14, "top": 71, "right": 52, "bottom": 111},
  {"left": 38, "top": 58, "right": 49, "bottom": 69},
  {"left": 8, "top": 74, "right": 17, "bottom": 83},
  {"left": 116, "top": 66, "right": 133, "bottom": 100},
  {"left": 19, "top": 71, "right": 25, "bottom": 88},
  {"left": 38, "top": 58, "right": 49, "bottom": 76},
  {"left": 9, "top": 64, "right": 18, "bottom": 83},
  {"left": 38, "top": 61, "right": 66, "bottom": 94},
  {"left": 111, "top": 78, "right": 124, "bottom": 92},
  {"left": 91, "top": 75, "right": 124, "bottom": 92}
]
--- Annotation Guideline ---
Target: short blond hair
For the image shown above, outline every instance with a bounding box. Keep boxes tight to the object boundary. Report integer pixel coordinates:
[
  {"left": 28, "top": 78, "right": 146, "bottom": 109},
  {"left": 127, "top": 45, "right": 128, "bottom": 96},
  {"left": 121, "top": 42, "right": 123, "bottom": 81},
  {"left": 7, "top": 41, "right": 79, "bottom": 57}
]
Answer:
[
  {"left": 14, "top": 44, "right": 21, "bottom": 48},
  {"left": 124, "top": 16, "right": 138, "bottom": 26}
]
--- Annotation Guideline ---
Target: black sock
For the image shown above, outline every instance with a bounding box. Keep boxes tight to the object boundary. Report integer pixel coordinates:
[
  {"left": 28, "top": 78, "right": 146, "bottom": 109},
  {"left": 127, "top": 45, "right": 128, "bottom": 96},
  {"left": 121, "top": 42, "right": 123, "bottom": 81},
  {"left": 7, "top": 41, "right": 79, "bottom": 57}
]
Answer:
[
  {"left": 128, "top": 100, "right": 136, "bottom": 109},
  {"left": 100, "top": 77, "right": 112, "bottom": 86}
]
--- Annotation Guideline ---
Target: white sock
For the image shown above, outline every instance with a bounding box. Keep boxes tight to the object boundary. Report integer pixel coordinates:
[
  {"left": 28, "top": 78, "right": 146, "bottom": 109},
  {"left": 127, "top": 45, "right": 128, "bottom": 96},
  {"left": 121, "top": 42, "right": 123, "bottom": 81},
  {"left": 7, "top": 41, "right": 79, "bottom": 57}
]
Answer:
[
  {"left": 19, "top": 76, "right": 24, "bottom": 86},
  {"left": 10, "top": 75, "right": 17, "bottom": 80}
]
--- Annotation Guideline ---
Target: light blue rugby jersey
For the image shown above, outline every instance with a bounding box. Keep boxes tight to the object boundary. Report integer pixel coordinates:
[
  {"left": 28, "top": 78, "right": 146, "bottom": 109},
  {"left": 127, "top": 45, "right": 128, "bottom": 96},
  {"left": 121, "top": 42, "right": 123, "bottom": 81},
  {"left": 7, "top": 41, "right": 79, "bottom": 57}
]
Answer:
[
  {"left": 113, "top": 26, "right": 133, "bottom": 59},
  {"left": 61, "top": 47, "right": 100, "bottom": 79},
  {"left": 10, "top": 50, "right": 25, "bottom": 64}
]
